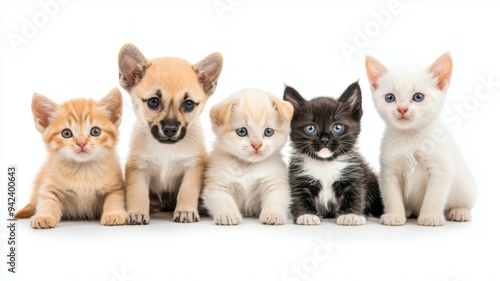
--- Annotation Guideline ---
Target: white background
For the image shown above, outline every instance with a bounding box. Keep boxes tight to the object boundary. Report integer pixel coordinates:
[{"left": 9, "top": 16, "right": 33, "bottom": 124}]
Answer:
[{"left": 1, "top": 1, "right": 499, "bottom": 280}]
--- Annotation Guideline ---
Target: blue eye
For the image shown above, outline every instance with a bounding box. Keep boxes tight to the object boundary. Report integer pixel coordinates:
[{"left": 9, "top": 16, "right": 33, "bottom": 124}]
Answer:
[
  {"left": 413, "top": 93, "right": 424, "bottom": 102},
  {"left": 61, "top": 129, "right": 73, "bottom": 138},
  {"left": 236, "top": 127, "right": 247, "bottom": 137},
  {"left": 184, "top": 100, "right": 195, "bottom": 112},
  {"left": 90, "top": 127, "right": 101, "bottom": 136},
  {"left": 304, "top": 125, "right": 317, "bottom": 134},
  {"left": 385, "top": 94, "right": 396, "bottom": 103},
  {"left": 148, "top": 98, "right": 160, "bottom": 109},
  {"left": 332, "top": 124, "right": 344, "bottom": 133},
  {"left": 264, "top": 128, "right": 274, "bottom": 137}
]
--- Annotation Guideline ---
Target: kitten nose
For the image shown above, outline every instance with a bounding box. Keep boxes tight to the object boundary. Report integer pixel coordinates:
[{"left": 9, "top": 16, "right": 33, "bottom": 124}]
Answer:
[
  {"left": 320, "top": 134, "right": 330, "bottom": 145},
  {"left": 163, "top": 124, "right": 178, "bottom": 137},
  {"left": 76, "top": 140, "right": 87, "bottom": 148},
  {"left": 398, "top": 107, "right": 409, "bottom": 115},
  {"left": 251, "top": 143, "right": 262, "bottom": 150}
]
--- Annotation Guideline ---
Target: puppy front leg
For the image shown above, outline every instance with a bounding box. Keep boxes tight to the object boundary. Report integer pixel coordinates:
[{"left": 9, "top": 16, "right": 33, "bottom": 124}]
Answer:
[
  {"left": 173, "top": 157, "right": 204, "bottom": 223},
  {"left": 125, "top": 162, "right": 151, "bottom": 225}
]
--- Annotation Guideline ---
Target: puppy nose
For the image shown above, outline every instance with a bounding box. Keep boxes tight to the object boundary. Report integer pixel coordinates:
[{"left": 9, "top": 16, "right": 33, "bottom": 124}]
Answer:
[
  {"left": 163, "top": 124, "right": 178, "bottom": 137},
  {"left": 398, "top": 107, "right": 408, "bottom": 115}
]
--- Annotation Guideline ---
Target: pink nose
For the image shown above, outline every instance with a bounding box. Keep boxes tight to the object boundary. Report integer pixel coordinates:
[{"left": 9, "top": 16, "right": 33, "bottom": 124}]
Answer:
[
  {"left": 76, "top": 141, "right": 87, "bottom": 148},
  {"left": 251, "top": 143, "right": 262, "bottom": 150},
  {"left": 398, "top": 107, "right": 408, "bottom": 115}
]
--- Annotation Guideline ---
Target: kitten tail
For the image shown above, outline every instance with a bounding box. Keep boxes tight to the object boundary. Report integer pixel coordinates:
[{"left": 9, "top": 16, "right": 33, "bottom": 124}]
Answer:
[{"left": 14, "top": 202, "right": 36, "bottom": 218}]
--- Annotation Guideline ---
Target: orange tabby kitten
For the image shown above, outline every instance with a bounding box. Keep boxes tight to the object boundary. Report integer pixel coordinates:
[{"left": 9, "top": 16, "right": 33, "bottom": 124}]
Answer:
[{"left": 15, "top": 88, "right": 127, "bottom": 229}]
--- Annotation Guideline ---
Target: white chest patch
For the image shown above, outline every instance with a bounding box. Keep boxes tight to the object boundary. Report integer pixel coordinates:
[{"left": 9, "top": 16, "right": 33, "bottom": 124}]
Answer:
[{"left": 300, "top": 155, "right": 351, "bottom": 207}]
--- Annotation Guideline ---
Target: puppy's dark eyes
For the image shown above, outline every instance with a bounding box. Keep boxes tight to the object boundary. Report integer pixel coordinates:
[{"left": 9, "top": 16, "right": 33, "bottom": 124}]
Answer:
[
  {"left": 148, "top": 98, "right": 160, "bottom": 109},
  {"left": 184, "top": 100, "right": 195, "bottom": 112}
]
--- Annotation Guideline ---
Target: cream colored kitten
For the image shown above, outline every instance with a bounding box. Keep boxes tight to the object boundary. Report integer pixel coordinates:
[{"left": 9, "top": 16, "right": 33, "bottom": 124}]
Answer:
[
  {"left": 366, "top": 53, "right": 476, "bottom": 226},
  {"left": 15, "top": 88, "right": 127, "bottom": 228},
  {"left": 202, "top": 89, "right": 293, "bottom": 225}
]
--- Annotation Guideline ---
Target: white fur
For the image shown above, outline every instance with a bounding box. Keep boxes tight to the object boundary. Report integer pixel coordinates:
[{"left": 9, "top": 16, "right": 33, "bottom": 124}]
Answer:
[
  {"left": 369, "top": 59, "right": 477, "bottom": 226},
  {"left": 202, "top": 89, "right": 291, "bottom": 225}
]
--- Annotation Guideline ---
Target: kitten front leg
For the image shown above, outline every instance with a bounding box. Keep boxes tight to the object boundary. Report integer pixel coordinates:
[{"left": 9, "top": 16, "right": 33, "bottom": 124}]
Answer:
[
  {"left": 418, "top": 171, "right": 452, "bottom": 226},
  {"left": 259, "top": 178, "right": 290, "bottom": 225},
  {"left": 335, "top": 184, "right": 366, "bottom": 226},
  {"left": 173, "top": 157, "right": 205, "bottom": 223},
  {"left": 379, "top": 169, "right": 406, "bottom": 226},
  {"left": 290, "top": 179, "right": 321, "bottom": 226},
  {"left": 101, "top": 185, "right": 127, "bottom": 226},
  {"left": 31, "top": 188, "right": 63, "bottom": 229},
  {"left": 125, "top": 162, "right": 151, "bottom": 225},
  {"left": 202, "top": 187, "right": 242, "bottom": 226}
]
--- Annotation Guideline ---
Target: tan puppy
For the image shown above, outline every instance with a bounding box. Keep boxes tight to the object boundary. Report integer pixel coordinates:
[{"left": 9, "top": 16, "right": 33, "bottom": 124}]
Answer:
[{"left": 118, "top": 43, "right": 223, "bottom": 224}]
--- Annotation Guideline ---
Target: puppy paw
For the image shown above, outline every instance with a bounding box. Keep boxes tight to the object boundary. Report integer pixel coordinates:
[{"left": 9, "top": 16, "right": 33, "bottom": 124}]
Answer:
[
  {"left": 101, "top": 211, "right": 127, "bottom": 226},
  {"left": 173, "top": 209, "right": 200, "bottom": 223},
  {"left": 126, "top": 212, "right": 150, "bottom": 225},
  {"left": 31, "top": 215, "right": 58, "bottom": 229},
  {"left": 336, "top": 214, "right": 366, "bottom": 226},
  {"left": 296, "top": 214, "right": 321, "bottom": 226},
  {"left": 381, "top": 213, "right": 406, "bottom": 226},
  {"left": 418, "top": 214, "right": 445, "bottom": 226},
  {"left": 446, "top": 208, "right": 471, "bottom": 222},
  {"left": 260, "top": 212, "right": 286, "bottom": 225},
  {"left": 214, "top": 212, "right": 242, "bottom": 226}
]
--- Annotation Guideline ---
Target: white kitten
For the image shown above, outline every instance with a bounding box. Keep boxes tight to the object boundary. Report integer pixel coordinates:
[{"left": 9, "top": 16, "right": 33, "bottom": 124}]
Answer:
[
  {"left": 366, "top": 53, "right": 476, "bottom": 226},
  {"left": 202, "top": 89, "right": 293, "bottom": 225}
]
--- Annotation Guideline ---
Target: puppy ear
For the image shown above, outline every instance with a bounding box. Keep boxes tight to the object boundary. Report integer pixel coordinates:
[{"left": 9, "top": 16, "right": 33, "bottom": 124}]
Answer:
[
  {"left": 271, "top": 97, "right": 294, "bottom": 124},
  {"left": 193, "top": 52, "right": 223, "bottom": 96},
  {"left": 338, "top": 81, "right": 363, "bottom": 121},
  {"left": 365, "top": 56, "right": 388, "bottom": 90},
  {"left": 118, "top": 43, "right": 151, "bottom": 91},
  {"left": 428, "top": 52, "right": 453, "bottom": 91},
  {"left": 98, "top": 88, "right": 123, "bottom": 127},
  {"left": 210, "top": 99, "right": 236, "bottom": 126},
  {"left": 283, "top": 85, "right": 306, "bottom": 110},
  {"left": 32, "top": 93, "right": 59, "bottom": 133}
]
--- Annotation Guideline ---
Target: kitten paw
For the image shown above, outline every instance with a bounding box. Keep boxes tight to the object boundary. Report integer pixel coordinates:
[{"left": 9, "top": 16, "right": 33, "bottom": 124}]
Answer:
[
  {"left": 296, "top": 214, "right": 321, "bottom": 226},
  {"left": 173, "top": 210, "right": 200, "bottom": 223},
  {"left": 446, "top": 208, "right": 471, "bottom": 222},
  {"left": 418, "top": 214, "right": 445, "bottom": 226},
  {"left": 259, "top": 212, "right": 286, "bottom": 225},
  {"left": 31, "top": 215, "right": 58, "bottom": 229},
  {"left": 214, "top": 212, "right": 242, "bottom": 225},
  {"left": 381, "top": 214, "right": 406, "bottom": 226},
  {"left": 101, "top": 211, "right": 127, "bottom": 226},
  {"left": 126, "top": 212, "right": 150, "bottom": 225},
  {"left": 336, "top": 214, "right": 366, "bottom": 226}
]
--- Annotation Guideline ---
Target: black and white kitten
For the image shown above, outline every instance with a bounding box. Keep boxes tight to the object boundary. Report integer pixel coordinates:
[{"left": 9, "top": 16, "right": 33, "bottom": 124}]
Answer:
[{"left": 283, "top": 81, "right": 384, "bottom": 226}]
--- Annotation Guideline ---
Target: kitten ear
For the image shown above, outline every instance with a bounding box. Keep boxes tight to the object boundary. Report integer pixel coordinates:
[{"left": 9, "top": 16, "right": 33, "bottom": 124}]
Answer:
[
  {"left": 365, "top": 56, "right": 388, "bottom": 90},
  {"left": 271, "top": 97, "right": 294, "bottom": 124},
  {"left": 338, "top": 81, "right": 363, "bottom": 121},
  {"left": 210, "top": 99, "right": 237, "bottom": 126},
  {"left": 428, "top": 52, "right": 453, "bottom": 91},
  {"left": 283, "top": 86, "right": 306, "bottom": 109},
  {"left": 98, "top": 88, "right": 123, "bottom": 127},
  {"left": 193, "top": 52, "right": 223, "bottom": 96},
  {"left": 118, "top": 43, "right": 151, "bottom": 91},
  {"left": 32, "top": 93, "right": 59, "bottom": 133}
]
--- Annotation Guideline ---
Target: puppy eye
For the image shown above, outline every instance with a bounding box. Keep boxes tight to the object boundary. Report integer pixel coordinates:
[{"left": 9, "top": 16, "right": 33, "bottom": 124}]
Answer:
[
  {"left": 90, "top": 127, "right": 101, "bottom": 136},
  {"left": 184, "top": 100, "right": 195, "bottom": 112},
  {"left": 148, "top": 98, "right": 160, "bottom": 109},
  {"left": 332, "top": 124, "right": 344, "bottom": 133},
  {"left": 304, "top": 125, "right": 317, "bottom": 135},
  {"left": 236, "top": 127, "right": 247, "bottom": 137},
  {"left": 413, "top": 93, "right": 425, "bottom": 102},
  {"left": 385, "top": 94, "right": 396, "bottom": 103},
  {"left": 264, "top": 128, "right": 274, "bottom": 137},
  {"left": 61, "top": 129, "right": 73, "bottom": 138}
]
